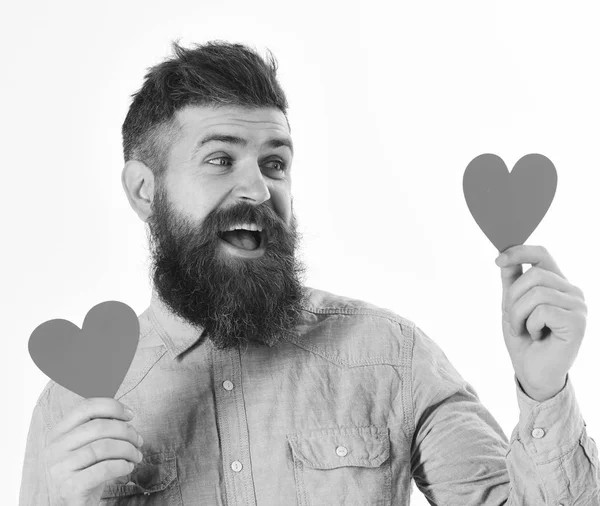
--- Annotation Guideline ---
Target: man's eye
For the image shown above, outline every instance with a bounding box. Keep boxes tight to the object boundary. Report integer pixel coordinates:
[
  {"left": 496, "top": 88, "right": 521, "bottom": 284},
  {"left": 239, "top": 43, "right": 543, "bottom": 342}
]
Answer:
[
  {"left": 207, "top": 157, "right": 286, "bottom": 172},
  {"left": 207, "top": 156, "right": 232, "bottom": 167},
  {"left": 267, "top": 160, "right": 286, "bottom": 172}
]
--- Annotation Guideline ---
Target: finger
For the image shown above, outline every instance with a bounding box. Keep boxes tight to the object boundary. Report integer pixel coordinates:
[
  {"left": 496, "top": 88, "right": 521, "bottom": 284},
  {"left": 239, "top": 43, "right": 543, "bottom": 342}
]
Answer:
[
  {"left": 49, "top": 398, "right": 133, "bottom": 443},
  {"left": 65, "top": 439, "right": 143, "bottom": 473},
  {"left": 526, "top": 304, "right": 571, "bottom": 341},
  {"left": 58, "top": 418, "right": 142, "bottom": 453},
  {"left": 498, "top": 245, "right": 565, "bottom": 279},
  {"left": 52, "top": 439, "right": 142, "bottom": 481},
  {"left": 67, "top": 460, "right": 135, "bottom": 495},
  {"left": 506, "top": 266, "right": 576, "bottom": 310},
  {"left": 510, "top": 287, "right": 580, "bottom": 335}
]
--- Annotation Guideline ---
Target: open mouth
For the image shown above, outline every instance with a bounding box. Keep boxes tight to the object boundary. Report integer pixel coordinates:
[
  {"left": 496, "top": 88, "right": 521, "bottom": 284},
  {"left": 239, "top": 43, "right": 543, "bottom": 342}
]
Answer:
[{"left": 217, "top": 224, "right": 266, "bottom": 252}]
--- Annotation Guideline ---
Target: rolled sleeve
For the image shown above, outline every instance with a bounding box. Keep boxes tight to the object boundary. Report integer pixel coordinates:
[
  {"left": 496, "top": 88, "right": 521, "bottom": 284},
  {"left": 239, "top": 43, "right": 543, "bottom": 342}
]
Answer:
[
  {"left": 515, "top": 373, "right": 583, "bottom": 463},
  {"left": 507, "top": 373, "right": 600, "bottom": 504}
]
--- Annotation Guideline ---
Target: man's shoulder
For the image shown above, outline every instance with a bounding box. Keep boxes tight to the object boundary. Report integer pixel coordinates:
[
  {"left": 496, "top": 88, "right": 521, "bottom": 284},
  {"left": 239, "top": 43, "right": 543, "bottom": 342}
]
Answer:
[
  {"left": 288, "top": 286, "right": 418, "bottom": 367},
  {"left": 300, "top": 286, "right": 412, "bottom": 322}
]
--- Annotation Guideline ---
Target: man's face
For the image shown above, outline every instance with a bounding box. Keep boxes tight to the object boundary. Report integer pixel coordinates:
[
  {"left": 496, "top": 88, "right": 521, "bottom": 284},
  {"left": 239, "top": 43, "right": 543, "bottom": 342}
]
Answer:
[{"left": 143, "top": 105, "right": 306, "bottom": 350}]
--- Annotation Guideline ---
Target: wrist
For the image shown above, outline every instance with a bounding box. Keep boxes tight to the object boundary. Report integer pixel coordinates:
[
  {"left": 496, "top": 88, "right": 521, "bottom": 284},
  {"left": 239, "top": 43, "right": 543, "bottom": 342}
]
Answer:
[{"left": 517, "top": 375, "right": 567, "bottom": 402}]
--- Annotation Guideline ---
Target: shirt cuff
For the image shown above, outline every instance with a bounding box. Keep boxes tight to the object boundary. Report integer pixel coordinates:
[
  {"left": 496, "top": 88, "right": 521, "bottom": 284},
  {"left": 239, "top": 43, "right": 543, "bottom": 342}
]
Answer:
[{"left": 515, "top": 373, "right": 585, "bottom": 465}]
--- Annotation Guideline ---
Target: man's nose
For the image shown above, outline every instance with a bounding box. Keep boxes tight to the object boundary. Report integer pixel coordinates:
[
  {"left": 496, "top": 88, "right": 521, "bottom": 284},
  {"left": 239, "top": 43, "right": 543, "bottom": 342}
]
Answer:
[{"left": 232, "top": 162, "right": 271, "bottom": 205}]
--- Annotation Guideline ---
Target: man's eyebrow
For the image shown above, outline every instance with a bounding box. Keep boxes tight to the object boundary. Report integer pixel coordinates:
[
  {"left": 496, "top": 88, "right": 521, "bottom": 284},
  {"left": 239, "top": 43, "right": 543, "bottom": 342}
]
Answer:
[{"left": 192, "top": 133, "right": 294, "bottom": 157}]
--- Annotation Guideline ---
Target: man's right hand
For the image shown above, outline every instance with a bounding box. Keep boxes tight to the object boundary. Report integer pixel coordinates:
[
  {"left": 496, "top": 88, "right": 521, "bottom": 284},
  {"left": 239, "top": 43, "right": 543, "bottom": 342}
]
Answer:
[{"left": 42, "top": 397, "right": 144, "bottom": 506}]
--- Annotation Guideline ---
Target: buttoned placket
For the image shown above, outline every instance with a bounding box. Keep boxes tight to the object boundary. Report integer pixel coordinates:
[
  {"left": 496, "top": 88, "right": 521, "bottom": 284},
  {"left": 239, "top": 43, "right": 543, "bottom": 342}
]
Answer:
[{"left": 212, "top": 345, "right": 257, "bottom": 506}]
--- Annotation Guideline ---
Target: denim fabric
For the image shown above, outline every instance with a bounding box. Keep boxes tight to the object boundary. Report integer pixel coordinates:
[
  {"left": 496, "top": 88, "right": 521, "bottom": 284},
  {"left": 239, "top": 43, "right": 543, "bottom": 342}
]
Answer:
[{"left": 20, "top": 286, "right": 599, "bottom": 505}]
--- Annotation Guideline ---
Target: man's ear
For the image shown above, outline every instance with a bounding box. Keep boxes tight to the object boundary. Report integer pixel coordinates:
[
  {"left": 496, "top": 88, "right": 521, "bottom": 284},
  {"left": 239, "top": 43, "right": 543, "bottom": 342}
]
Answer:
[{"left": 121, "top": 160, "right": 155, "bottom": 222}]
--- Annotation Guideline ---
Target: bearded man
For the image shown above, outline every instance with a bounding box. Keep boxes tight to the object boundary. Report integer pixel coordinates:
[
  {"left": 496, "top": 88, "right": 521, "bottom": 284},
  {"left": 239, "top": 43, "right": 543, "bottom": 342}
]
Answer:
[{"left": 19, "top": 40, "right": 599, "bottom": 505}]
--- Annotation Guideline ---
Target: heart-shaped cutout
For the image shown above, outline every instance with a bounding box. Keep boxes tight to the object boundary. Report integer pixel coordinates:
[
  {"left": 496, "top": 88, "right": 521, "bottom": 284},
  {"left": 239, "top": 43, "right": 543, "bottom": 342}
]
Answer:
[
  {"left": 463, "top": 153, "right": 557, "bottom": 253},
  {"left": 29, "top": 301, "right": 139, "bottom": 398}
]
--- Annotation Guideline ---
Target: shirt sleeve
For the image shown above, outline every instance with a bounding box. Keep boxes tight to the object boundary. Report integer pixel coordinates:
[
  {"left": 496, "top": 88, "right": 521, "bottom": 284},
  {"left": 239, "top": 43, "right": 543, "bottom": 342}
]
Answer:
[
  {"left": 19, "top": 403, "right": 52, "bottom": 506},
  {"left": 409, "top": 325, "right": 599, "bottom": 505},
  {"left": 507, "top": 373, "right": 600, "bottom": 504}
]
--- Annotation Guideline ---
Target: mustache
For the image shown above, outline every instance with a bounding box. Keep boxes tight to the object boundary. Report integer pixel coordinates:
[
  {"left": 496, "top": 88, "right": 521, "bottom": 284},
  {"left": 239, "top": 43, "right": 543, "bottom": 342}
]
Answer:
[{"left": 197, "top": 201, "right": 292, "bottom": 245}]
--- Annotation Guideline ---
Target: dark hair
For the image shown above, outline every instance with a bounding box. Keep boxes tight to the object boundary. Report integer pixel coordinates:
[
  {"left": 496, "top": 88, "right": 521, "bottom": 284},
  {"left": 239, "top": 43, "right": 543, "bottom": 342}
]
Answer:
[{"left": 122, "top": 39, "right": 290, "bottom": 182}]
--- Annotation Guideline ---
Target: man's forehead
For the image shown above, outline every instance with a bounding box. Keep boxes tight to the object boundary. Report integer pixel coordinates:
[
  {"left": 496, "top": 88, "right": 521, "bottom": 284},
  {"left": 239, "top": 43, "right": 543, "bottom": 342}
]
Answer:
[{"left": 176, "top": 104, "right": 290, "bottom": 133}]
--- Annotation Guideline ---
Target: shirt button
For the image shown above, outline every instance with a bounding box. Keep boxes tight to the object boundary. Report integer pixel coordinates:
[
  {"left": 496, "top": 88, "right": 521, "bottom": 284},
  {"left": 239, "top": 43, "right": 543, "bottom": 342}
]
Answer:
[
  {"left": 532, "top": 428, "right": 545, "bottom": 438},
  {"left": 336, "top": 445, "right": 348, "bottom": 457},
  {"left": 231, "top": 460, "right": 243, "bottom": 472},
  {"left": 223, "top": 380, "right": 234, "bottom": 391}
]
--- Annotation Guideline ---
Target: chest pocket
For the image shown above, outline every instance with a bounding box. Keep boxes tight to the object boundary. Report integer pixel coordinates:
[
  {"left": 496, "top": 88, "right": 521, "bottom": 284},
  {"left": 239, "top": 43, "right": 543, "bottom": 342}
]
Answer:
[
  {"left": 100, "top": 451, "right": 182, "bottom": 506},
  {"left": 287, "top": 425, "right": 391, "bottom": 506}
]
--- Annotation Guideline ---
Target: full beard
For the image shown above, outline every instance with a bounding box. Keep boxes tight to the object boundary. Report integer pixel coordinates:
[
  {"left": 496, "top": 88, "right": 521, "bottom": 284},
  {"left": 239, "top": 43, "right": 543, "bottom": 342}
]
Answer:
[{"left": 145, "top": 182, "right": 307, "bottom": 350}]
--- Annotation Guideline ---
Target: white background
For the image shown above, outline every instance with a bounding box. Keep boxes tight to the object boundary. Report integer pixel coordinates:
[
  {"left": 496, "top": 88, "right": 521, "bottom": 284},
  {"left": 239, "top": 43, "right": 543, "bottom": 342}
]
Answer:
[{"left": 3, "top": 1, "right": 599, "bottom": 504}]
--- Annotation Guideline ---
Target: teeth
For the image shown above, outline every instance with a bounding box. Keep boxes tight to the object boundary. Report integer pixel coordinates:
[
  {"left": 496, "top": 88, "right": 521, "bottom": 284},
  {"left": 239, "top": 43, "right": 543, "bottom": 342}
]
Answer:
[{"left": 225, "top": 223, "right": 263, "bottom": 232}]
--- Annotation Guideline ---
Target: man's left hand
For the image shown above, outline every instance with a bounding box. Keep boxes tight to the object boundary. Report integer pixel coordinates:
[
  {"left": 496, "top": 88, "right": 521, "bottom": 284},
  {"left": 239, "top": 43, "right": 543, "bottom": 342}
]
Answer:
[{"left": 495, "top": 245, "right": 588, "bottom": 402}]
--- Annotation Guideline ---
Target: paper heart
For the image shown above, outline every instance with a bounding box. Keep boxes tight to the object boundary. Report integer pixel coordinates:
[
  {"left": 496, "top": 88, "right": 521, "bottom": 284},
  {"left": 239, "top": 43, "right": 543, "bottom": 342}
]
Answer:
[
  {"left": 463, "top": 153, "right": 557, "bottom": 253},
  {"left": 29, "top": 301, "right": 139, "bottom": 398}
]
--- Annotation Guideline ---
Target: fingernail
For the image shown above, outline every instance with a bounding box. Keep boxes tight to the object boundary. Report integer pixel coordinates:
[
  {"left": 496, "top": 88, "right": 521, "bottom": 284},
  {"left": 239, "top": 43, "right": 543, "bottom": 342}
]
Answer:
[
  {"left": 138, "top": 434, "right": 144, "bottom": 446},
  {"left": 124, "top": 408, "right": 134, "bottom": 419}
]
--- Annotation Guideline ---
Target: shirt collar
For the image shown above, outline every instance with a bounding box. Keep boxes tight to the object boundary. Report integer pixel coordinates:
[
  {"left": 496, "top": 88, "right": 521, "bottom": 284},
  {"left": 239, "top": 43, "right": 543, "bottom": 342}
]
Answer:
[
  {"left": 147, "top": 289, "right": 207, "bottom": 359},
  {"left": 146, "top": 286, "right": 313, "bottom": 359}
]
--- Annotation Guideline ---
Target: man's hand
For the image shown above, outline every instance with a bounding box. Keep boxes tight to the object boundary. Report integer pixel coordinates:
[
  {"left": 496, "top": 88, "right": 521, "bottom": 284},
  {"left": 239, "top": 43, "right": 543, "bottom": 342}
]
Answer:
[
  {"left": 43, "top": 397, "right": 144, "bottom": 505},
  {"left": 495, "top": 245, "right": 588, "bottom": 402}
]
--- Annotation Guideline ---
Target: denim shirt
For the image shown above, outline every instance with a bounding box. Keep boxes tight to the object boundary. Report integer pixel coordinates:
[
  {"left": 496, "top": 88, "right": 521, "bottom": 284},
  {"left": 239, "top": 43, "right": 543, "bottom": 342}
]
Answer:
[{"left": 20, "top": 286, "right": 600, "bottom": 505}]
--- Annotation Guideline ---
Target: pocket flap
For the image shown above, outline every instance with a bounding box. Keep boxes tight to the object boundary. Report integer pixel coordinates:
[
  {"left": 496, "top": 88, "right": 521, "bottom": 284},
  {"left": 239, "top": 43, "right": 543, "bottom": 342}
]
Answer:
[
  {"left": 101, "top": 451, "right": 177, "bottom": 498},
  {"left": 287, "top": 425, "right": 389, "bottom": 470}
]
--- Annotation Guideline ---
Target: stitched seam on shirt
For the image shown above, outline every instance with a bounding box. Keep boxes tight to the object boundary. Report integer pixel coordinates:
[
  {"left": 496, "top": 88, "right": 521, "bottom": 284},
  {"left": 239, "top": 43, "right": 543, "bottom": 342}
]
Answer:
[
  {"left": 534, "top": 438, "right": 581, "bottom": 465},
  {"left": 558, "top": 456, "right": 568, "bottom": 501},
  {"left": 291, "top": 425, "right": 387, "bottom": 438},
  {"left": 283, "top": 337, "right": 404, "bottom": 368},
  {"left": 580, "top": 431, "right": 599, "bottom": 471},
  {"left": 404, "top": 323, "right": 416, "bottom": 441},
  {"left": 176, "top": 473, "right": 184, "bottom": 506},
  {"left": 232, "top": 349, "right": 251, "bottom": 506},
  {"left": 37, "top": 398, "right": 52, "bottom": 431},
  {"left": 286, "top": 309, "right": 413, "bottom": 367},
  {"left": 35, "top": 383, "right": 64, "bottom": 430},
  {"left": 301, "top": 305, "right": 414, "bottom": 328},
  {"left": 149, "top": 307, "right": 179, "bottom": 357},
  {"left": 383, "top": 459, "right": 392, "bottom": 504},
  {"left": 212, "top": 347, "right": 235, "bottom": 503},
  {"left": 294, "top": 456, "right": 384, "bottom": 469},
  {"left": 232, "top": 350, "right": 243, "bottom": 503},
  {"left": 293, "top": 459, "right": 307, "bottom": 506},
  {"left": 139, "top": 325, "right": 152, "bottom": 340},
  {"left": 115, "top": 347, "right": 168, "bottom": 399},
  {"left": 236, "top": 348, "right": 258, "bottom": 506},
  {"left": 225, "top": 350, "right": 237, "bottom": 504}
]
